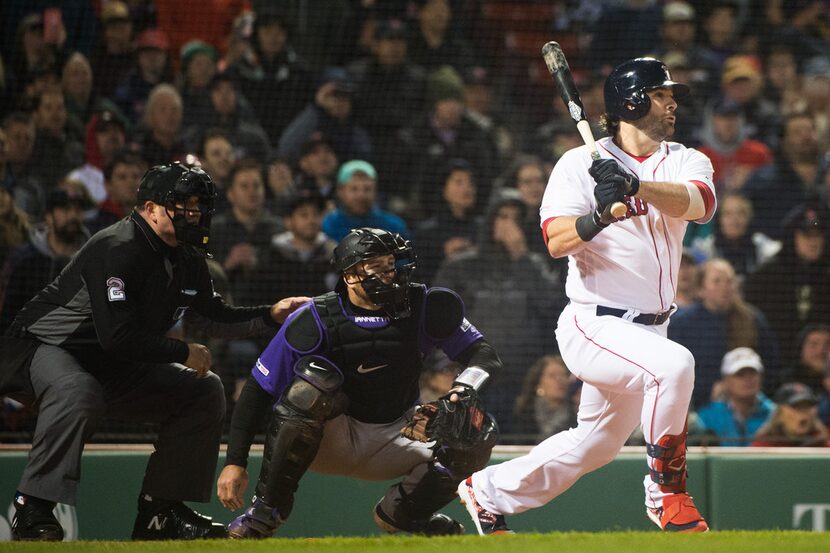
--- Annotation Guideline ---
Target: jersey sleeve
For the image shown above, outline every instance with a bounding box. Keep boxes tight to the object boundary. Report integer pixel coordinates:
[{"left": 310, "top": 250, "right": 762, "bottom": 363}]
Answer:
[
  {"left": 679, "top": 148, "right": 717, "bottom": 224},
  {"left": 81, "top": 242, "right": 190, "bottom": 363},
  {"left": 539, "top": 147, "right": 594, "bottom": 222}
]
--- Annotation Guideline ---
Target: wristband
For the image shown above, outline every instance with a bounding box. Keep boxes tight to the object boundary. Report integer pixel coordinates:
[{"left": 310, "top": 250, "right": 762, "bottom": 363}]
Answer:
[
  {"left": 453, "top": 366, "right": 489, "bottom": 392},
  {"left": 575, "top": 210, "right": 608, "bottom": 242}
]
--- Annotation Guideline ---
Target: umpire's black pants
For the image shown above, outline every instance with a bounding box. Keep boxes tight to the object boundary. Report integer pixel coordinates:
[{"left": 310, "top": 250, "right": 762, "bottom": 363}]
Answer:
[{"left": 18, "top": 344, "right": 226, "bottom": 506}]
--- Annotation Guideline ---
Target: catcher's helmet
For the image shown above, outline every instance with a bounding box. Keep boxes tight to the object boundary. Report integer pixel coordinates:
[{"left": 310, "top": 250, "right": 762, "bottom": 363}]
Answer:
[
  {"left": 333, "top": 228, "right": 416, "bottom": 319},
  {"left": 137, "top": 162, "right": 216, "bottom": 249},
  {"left": 604, "top": 58, "right": 690, "bottom": 121}
]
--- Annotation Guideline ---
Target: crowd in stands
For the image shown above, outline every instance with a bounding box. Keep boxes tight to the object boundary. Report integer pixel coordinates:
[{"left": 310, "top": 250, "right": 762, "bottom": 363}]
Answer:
[{"left": 1, "top": 0, "right": 829, "bottom": 446}]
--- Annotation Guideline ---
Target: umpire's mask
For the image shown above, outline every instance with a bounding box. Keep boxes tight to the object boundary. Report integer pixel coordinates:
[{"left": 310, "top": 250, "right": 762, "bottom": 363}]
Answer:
[{"left": 333, "top": 228, "right": 417, "bottom": 319}]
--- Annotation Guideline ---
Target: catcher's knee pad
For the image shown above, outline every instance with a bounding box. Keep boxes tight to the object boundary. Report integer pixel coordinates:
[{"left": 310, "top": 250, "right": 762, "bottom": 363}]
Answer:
[
  {"left": 647, "top": 425, "right": 688, "bottom": 494},
  {"left": 435, "top": 413, "right": 498, "bottom": 478},
  {"left": 255, "top": 356, "right": 347, "bottom": 516}
]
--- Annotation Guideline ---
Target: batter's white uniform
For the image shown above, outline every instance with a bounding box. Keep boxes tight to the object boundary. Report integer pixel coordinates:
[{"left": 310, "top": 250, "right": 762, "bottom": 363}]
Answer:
[{"left": 469, "top": 136, "right": 715, "bottom": 514}]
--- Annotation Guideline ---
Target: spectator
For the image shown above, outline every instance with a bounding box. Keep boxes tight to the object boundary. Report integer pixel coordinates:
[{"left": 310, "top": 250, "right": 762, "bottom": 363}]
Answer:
[
  {"left": 717, "top": 55, "right": 780, "bottom": 147},
  {"left": 419, "top": 362, "right": 462, "bottom": 404},
  {"left": 697, "top": 97, "right": 774, "bottom": 193},
  {"left": 277, "top": 66, "right": 372, "bottom": 166},
  {"left": 462, "top": 65, "right": 515, "bottom": 168},
  {"left": 744, "top": 204, "right": 830, "bottom": 366},
  {"left": 700, "top": 1, "right": 740, "bottom": 65},
  {"left": 89, "top": 1, "right": 135, "bottom": 100},
  {"left": 407, "top": 0, "right": 475, "bottom": 72},
  {"left": 819, "top": 359, "right": 830, "bottom": 426},
  {"left": 292, "top": 135, "right": 339, "bottom": 202},
  {"left": 586, "top": 1, "right": 661, "bottom": 69},
  {"left": 264, "top": 156, "right": 295, "bottom": 214},
  {"left": 67, "top": 109, "right": 128, "bottom": 204},
  {"left": 113, "top": 28, "right": 174, "bottom": 124},
  {"left": 752, "top": 382, "right": 829, "bottom": 447},
  {"left": 61, "top": 52, "right": 95, "bottom": 125},
  {"left": 696, "top": 347, "right": 775, "bottom": 446},
  {"left": 433, "top": 189, "right": 564, "bottom": 428},
  {"left": 398, "top": 66, "right": 500, "bottom": 215},
  {"left": 347, "top": 18, "right": 426, "bottom": 186},
  {"left": 0, "top": 187, "right": 30, "bottom": 270},
  {"left": 228, "top": 7, "right": 313, "bottom": 143},
  {"left": 197, "top": 129, "right": 236, "bottom": 194},
  {"left": 532, "top": 119, "right": 583, "bottom": 168},
  {"left": 2, "top": 112, "right": 43, "bottom": 218},
  {"left": 669, "top": 258, "right": 780, "bottom": 407},
  {"left": 780, "top": 324, "right": 830, "bottom": 395},
  {"left": 743, "top": 113, "right": 823, "bottom": 240},
  {"left": 183, "top": 73, "right": 271, "bottom": 164},
  {"left": 511, "top": 355, "right": 578, "bottom": 445},
  {"left": 90, "top": 152, "right": 146, "bottom": 233},
  {"left": 179, "top": 40, "right": 218, "bottom": 128},
  {"left": 800, "top": 56, "right": 830, "bottom": 149},
  {"left": 413, "top": 159, "right": 478, "bottom": 284},
  {"left": 8, "top": 13, "right": 66, "bottom": 102},
  {"left": 30, "top": 86, "right": 83, "bottom": 190},
  {"left": 209, "top": 159, "right": 281, "bottom": 292},
  {"left": 689, "top": 193, "right": 780, "bottom": 280},
  {"left": 238, "top": 190, "right": 336, "bottom": 305},
  {"left": 321, "top": 160, "right": 409, "bottom": 242},
  {"left": 761, "top": 44, "right": 801, "bottom": 114},
  {"left": 675, "top": 251, "right": 698, "bottom": 308},
  {"left": 129, "top": 83, "right": 186, "bottom": 167},
  {"left": 0, "top": 185, "right": 91, "bottom": 333}
]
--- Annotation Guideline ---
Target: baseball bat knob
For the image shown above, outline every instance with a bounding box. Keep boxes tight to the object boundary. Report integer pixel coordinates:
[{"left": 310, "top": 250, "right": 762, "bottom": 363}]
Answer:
[{"left": 610, "top": 202, "right": 627, "bottom": 219}]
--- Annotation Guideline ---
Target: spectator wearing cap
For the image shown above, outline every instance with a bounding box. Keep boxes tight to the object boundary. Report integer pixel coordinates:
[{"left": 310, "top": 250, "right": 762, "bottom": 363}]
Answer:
[
  {"left": 129, "top": 83, "right": 187, "bottom": 167},
  {"left": 67, "top": 109, "right": 128, "bottom": 204},
  {"left": 227, "top": 7, "right": 313, "bottom": 144},
  {"left": 669, "top": 258, "right": 780, "bottom": 407},
  {"left": 2, "top": 112, "right": 44, "bottom": 219},
  {"left": 413, "top": 159, "right": 479, "bottom": 285},
  {"left": 179, "top": 41, "right": 218, "bottom": 128},
  {"left": 745, "top": 204, "right": 830, "bottom": 367},
  {"left": 321, "top": 160, "right": 408, "bottom": 242},
  {"left": 113, "top": 28, "right": 174, "bottom": 124},
  {"left": 0, "top": 183, "right": 91, "bottom": 332},
  {"left": 277, "top": 67, "right": 372, "bottom": 167},
  {"left": 743, "top": 113, "right": 823, "bottom": 240},
  {"left": 751, "top": 382, "right": 829, "bottom": 447},
  {"left": 292, "top": 135, "right": 339, "bottom": 202},
  {"left": 238, "top": 189, "right": 336, "bottom": 306},
  {"left": 407, "top": 0, "right": 474, "bottom": 72},
  {"left": 30, "top": 85, "right": 84, "bottom": 191},
  {"left": 780, "top": 324, "right": 830, "bottom": 396},
  {"left": 209, "top": 159, "right": 282, "bottom": 293},
  {"left": 90, "top": 1, "right": 134, "bottom": 99},
  {"left": 90, "top": 152, "right": 146, "bottom": 233},
  {"left": 182, "top": 73, "right": 271, "bottom": 164},
  {"left": 398, "top": 65, "right": 500, "bottom": 215},
  {"left": 696, "top": 347, "right": 775, "bottom": 446},
  {"left": 697, "top": 96, "right": 773, "bottom": 194},
  {"left": 718, "top": 55, "right": 780, "bottom": 147},
  {"left": 347, "top": 18, "right": 427, "bottom": 188}
]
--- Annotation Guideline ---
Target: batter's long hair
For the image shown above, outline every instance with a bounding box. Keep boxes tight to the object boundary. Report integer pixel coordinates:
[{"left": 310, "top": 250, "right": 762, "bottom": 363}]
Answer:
[{"left": 599, "top": 113, "right": 620, "bottom": 136}]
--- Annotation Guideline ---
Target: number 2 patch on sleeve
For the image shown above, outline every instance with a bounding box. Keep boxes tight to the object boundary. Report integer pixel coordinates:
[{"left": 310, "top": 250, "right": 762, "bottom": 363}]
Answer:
[{"left": 107, "top": 277, "right": 126, "bottom": 301}]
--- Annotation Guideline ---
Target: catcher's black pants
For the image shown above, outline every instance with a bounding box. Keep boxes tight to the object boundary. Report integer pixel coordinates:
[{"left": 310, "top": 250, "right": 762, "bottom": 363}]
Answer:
[{"left": 17, "top": 344, "right": 225, "bottom": 505}]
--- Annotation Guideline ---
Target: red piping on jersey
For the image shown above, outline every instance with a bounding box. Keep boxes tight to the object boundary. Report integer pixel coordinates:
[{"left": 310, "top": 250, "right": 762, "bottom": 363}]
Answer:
[
  {"left": 661, "top": 216, "right": 675, "bottom": 300},
  {"left": 599, "top": 141, "right": 658, "bottom": 164},
  {"left": 574, "top": 314, "right": 659, "bottom": 445},
  {"left": 542, "top": 217, "right": 557, "bottom": 247},
  {"left": 598, "top": 143, "right": 631, "bottom": 169},
  {"left": 646, "top": 214, "right": 665, "bottom": 311},
  {"left": 691, "top": 180, "right": 715, "bottom": 221},
  {"left": 652, "top": 144, "right": 668, "bottom": 180}
]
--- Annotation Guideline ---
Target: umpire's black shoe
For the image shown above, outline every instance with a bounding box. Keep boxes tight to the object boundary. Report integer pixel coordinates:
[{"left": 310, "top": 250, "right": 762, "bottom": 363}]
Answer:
[
  {"left": 11, "top": 493, "right": 64, "bottom": 541},
  {"left": 373, "top": 502, "right": 464, "bottom": 536},
  {"left": 132, "top": 496, "right": 227, "bottom": 540}
]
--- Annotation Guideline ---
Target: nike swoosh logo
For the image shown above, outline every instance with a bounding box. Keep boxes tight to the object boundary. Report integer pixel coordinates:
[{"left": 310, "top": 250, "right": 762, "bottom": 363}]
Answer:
[
  {"left": 356, "top": 363, "right": 388, "bottom": 374},
  {"left": 309, "top": 362, "right": 327, "bottom": 371}
]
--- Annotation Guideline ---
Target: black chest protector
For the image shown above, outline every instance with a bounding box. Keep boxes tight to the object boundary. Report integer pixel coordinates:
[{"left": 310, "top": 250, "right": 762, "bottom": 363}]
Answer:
[{"left": 313, "top": 285, "right": 426, "bottom": 424}]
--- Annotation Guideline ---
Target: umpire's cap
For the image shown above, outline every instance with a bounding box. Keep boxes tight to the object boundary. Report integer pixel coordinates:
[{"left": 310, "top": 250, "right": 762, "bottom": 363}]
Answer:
[{"left": 604, "top": 57, "right": 690, "bottom": 121}]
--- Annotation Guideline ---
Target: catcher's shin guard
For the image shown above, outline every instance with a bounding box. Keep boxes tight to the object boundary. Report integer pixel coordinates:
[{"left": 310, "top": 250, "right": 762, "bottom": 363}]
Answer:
[
  {"left": 646, "top": 427, "right": 688, "bottom": 493},
  {"left": 254, "top": 357, "right": 346, "bottom": 520},
  {"left": 374, "top": 462, "right": 464, "bottom": 535}
]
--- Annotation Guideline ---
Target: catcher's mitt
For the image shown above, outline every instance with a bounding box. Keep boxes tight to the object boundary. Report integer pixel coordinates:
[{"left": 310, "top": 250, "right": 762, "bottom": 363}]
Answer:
[{"left": 400, "top": 388, "right": 488, "bottom": 448}]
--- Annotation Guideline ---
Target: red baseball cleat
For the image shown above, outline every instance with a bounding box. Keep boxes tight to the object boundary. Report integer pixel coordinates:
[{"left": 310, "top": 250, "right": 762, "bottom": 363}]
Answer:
[
  {"left": 457, "top": 478, "right": 514, "bottom": 535},
  {"left": 647, "top": 493, "right": 709, "bottom": 533}
]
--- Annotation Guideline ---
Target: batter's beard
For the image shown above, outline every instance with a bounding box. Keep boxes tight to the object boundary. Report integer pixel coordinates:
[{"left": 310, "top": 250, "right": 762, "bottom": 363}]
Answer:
[{"left": 636, "top": 114, "right": 675, "bottom": 142}]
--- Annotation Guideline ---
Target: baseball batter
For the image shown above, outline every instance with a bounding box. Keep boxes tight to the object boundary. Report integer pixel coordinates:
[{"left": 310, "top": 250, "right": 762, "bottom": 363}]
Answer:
[{"left": 457, "top": 58, "right": 715, "bottom": 534}]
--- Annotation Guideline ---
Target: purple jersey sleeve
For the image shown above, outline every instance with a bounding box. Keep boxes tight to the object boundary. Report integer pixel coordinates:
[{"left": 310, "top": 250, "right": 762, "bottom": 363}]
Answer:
[
  {"left": 419, "top": 288, "right": 484, "bottom": 359},
  {"left": 251, "top": 303, "right": 325, "bottom": 398}
]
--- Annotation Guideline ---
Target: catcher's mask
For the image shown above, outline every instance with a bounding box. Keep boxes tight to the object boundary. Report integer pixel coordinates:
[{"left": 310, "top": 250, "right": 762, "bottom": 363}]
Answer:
[
  {"left": 137, "top": 162, "right": 216, "bottom": 250},
  {"left": 333, "top": 228, "right": 416, "bottom": 319}
]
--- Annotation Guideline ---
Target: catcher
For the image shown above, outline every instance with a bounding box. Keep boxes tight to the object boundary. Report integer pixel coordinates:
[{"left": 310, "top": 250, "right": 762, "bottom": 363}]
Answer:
[{"left": 217, "top": 228, "right": 501, "bottom": 538}]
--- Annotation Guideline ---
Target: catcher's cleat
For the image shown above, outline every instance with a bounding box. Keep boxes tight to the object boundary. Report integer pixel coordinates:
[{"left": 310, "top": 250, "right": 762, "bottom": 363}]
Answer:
[
  {"left": 228, "top": 496, "right": 283, "bottom": 539},
  {"left": 647, "top": 493, "right": 709, "bottom": 533},
  {"left": 457, "top": 478, "right": 513, "bottom": 536},
  {"left": 11, "top": 493, "right": 64, "bottom": 541},
  {"left": 131, "top": 499, "right": 227, "bottom": 540},
  {"left": 373, "top": 502, "right": 464, "bottom": 536}
]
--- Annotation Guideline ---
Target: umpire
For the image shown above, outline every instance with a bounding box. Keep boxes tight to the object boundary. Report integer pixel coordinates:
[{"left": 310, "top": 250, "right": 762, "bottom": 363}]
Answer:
[{"left": 0, "top": 163, "right": 306, "bottom": 541}]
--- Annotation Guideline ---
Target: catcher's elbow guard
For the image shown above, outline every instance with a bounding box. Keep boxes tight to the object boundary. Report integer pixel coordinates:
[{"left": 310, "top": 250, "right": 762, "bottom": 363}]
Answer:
[{"left": 454, "top": 366, "right": 489, "bottom": 392}]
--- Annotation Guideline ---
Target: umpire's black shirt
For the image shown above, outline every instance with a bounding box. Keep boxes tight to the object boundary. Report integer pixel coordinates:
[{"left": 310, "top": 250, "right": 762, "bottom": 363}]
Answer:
[{"left": 10, "top": 211, "right": 273, "bottom": 375}]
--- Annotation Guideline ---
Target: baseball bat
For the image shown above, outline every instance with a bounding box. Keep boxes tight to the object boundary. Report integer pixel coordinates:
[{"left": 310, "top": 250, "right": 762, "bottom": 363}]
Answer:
[{"left": 542, "top": 41, "right": 627, "bottom": 219}]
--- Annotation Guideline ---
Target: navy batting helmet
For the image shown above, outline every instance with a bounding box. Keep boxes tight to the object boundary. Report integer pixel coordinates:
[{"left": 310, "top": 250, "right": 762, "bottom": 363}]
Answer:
[{"left": 604, "top": 58, "right": 690, "bottom": 121}]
